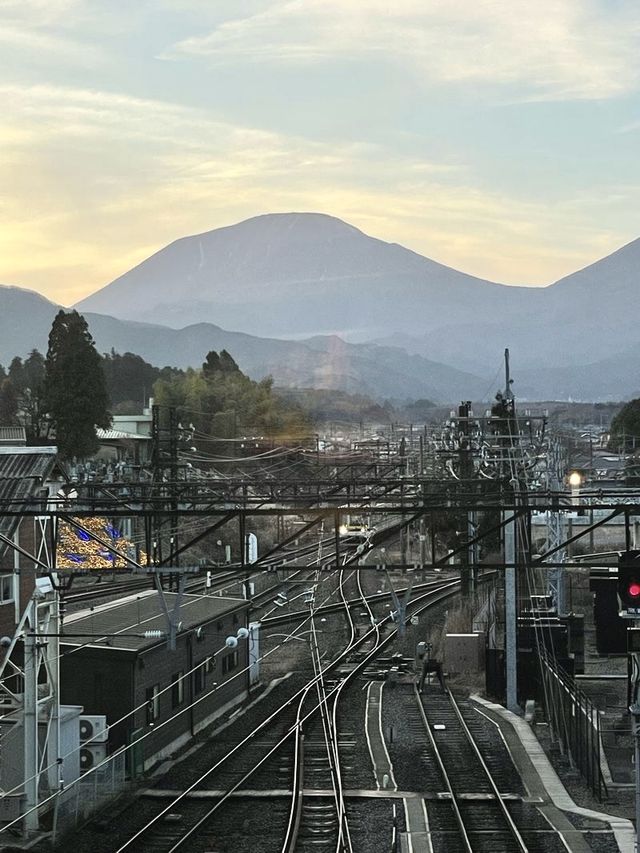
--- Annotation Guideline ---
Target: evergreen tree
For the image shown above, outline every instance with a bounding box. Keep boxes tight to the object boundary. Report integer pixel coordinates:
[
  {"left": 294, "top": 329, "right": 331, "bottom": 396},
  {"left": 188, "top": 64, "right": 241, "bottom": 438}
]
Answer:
[
  {"left": 21, "top": 350, "right": 47, "bottom": 440},
  {"left": 101, "top": 349, "right": 170, "bottom": 411},
  {"left": 44, "top": 310, "right": 111, "bottom": 459},
  {"left": 219, "top": 350, "right": 240, "bottom": 373},
  {"left": 202, "top": 351, "right": 221, "bottom": 378},
  {"left": 0, "top": 379, "right": 19, "bottom": 426},
  {"left": 610, "top": 399, "right": 640, "bottom": 451},
  {"left": 8, "top": 356, "right": 25, "bottom": 392}
]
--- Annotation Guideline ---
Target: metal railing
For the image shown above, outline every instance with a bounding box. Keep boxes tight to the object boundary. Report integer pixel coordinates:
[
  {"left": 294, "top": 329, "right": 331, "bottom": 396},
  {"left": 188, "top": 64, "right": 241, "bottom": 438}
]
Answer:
[{"left": 538, "top": 648, "right": 608, "bottom": 801}]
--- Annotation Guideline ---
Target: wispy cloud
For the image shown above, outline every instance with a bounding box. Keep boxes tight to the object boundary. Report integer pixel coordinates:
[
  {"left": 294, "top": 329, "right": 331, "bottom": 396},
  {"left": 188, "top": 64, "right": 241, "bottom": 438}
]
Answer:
[
  {"left": 1, "top": 80, "right": 635, "bottom": 305},
  {"left": 167, "top": 0, "right": 640, "bottom": 101}
]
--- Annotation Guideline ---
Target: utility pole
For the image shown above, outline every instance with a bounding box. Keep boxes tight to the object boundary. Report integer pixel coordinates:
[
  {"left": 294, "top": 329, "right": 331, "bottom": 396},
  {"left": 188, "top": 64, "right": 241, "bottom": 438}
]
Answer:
[
  {"left": 0, "top": 579, "right": 62, "bottom": 835},
  {"left": 502, "top": 349, "right": 519, "bottom": 711},
  {"left": 504, "top": 509, "right": 519, "bottom": 712},
  {"left": 151, "top": 405, "right": 181, "bottom": 590}
]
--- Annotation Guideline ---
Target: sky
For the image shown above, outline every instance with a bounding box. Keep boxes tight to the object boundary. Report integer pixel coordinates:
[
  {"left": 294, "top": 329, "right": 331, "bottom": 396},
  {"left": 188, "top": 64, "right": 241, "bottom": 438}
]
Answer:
[{"left": 1, "top": 0, "right": 639, "bottom": 305}]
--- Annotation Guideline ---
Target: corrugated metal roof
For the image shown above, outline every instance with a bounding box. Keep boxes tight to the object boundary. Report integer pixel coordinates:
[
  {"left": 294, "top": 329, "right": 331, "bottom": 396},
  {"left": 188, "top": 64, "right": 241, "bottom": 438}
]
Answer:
[
  {"left": 0, "top": 447, "right": 58, "bottom": 549},
  {"left": 96, "top": 428, "right": 149, "bottom": 441},
  {"left": 61, "top": 590, "right": 247, "bottom": 652},
  {"left": 0, "top": 426, "right": 26, "bottom": 445}
]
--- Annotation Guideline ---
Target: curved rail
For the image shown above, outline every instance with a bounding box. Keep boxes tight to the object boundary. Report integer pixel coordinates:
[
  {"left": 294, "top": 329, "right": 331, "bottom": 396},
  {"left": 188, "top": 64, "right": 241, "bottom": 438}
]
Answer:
[{"left": 116, "top": 577, "right": 462, "bottom": 853}]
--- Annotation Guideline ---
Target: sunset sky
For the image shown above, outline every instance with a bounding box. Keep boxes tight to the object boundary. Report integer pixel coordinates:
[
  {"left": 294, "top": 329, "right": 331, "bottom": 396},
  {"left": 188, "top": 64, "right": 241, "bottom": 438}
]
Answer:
[{"left": 1, "top": 0, "right": 639, "bottom": 305}]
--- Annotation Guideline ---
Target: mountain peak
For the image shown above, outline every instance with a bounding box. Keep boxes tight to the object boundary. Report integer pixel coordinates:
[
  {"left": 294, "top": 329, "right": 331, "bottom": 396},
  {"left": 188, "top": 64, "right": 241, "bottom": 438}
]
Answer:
[{"left": 74, "top": 211, "right": 501, "bottom": 337}]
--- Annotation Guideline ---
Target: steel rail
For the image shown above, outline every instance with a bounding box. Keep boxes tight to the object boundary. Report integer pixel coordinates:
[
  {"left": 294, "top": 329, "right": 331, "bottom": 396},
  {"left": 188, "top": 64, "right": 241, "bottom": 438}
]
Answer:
[
  {"left": 448, "top": 688, "right": 528, "bottom": 852},
  {"left": 115, "top": 578, "right": 461, "bottom": 853},
  {"left": 418, "top": 685, "right": 529, "bottom": 853},
  {"left": 413, "top": 682, "right": 473, "bottom": 852}
]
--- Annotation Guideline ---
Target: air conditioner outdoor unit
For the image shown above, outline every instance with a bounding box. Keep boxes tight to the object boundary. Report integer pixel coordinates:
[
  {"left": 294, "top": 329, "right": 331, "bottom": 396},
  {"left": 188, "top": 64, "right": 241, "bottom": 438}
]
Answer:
[
  {"left": 79, "top": 743, "right": 107, "bottom": 773},
  {"left": 0, "top": 795, "right": 25, "bottom": 821},
  {"left": 79, "top": 714, "right": 108, "bottom": 744}
]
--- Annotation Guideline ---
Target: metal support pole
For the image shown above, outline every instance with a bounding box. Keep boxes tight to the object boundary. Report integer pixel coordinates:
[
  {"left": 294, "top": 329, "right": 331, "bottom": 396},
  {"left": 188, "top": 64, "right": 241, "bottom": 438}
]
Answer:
[
  {"left": 23, "top": 628, "right": 39, "bottom": 833},
  {"left": 504, "top": 510, "right": 519, "bottom": 713},
  {"left": 632, "top": 703, "right": 640, "bottom": 853},
  {"left": 468, "top": 510, "right": 477, "bottom": 592}
]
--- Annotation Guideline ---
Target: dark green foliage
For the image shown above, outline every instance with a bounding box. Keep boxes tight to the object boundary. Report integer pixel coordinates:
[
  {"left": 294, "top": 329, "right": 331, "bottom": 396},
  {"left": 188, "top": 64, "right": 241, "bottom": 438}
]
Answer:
[
  {"left": 202, "top": 349, "right": 239, "bottom": 379},
  {"left": 276, "top": 388, "right": 393, "bottom": 425},
  {"left": 101, "top": 349, "right": 182, "bottom": 412},
  {"left": 44, "top": 310, "right": 111, "bottom": 459},
  {"left": 154, "top": 350, "right": 310, "bottom": 441},
  {"left": 202, "top": 350, "right": 221, "bottom": 377},
  {"left": 219, "top": 349, "right": 240, "bottom": 373},
  {"left": 610, "top": 399, "right": 640, "bottom": 451},
  {"left": 3, "top": 350, "right": 47, "bottom": 439},
  {"left": 0, "top": 379, "right": 19, "bottom": 426},
  {"left": 402, "top": 398, "right": 437, "bottom": 420}
]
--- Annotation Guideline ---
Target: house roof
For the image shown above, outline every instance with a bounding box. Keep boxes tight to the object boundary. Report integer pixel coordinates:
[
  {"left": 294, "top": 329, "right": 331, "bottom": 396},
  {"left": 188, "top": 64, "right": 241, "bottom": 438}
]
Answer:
[
  {"left": 0, "top": 426, "right": 26, "bottom": 445},
  {"left": 61, "top": 589, "right": 247, "bottom": 652},
  {"left": 96, "top": 428, "right": 150, "bottom": 441},
  {"left": 0, "top": 447, "right": 58, "bottom": 550}
]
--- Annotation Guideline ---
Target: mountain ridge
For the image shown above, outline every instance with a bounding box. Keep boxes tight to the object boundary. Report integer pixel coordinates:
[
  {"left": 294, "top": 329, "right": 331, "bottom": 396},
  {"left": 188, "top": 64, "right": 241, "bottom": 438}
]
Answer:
[{"left": 0, "top": 284, "right": 488, "bottom": 402}]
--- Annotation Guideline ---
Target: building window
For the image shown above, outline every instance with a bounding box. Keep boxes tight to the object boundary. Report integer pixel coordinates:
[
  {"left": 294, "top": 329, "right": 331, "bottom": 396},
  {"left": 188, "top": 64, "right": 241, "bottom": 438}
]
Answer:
[
  {"left": 232, "top": 613, "right": 239, "bottom": 625},
  {"left": 0, "top": 574, "right": 13, "bottom": 605},
  {"left": 205, "top": 656, "right": 215, "bottom": 674},
  {"left": 171, "top": 671, "right": 184, "bottom": 708},
  {"left": 222, "top": 650, "right": 238, "bottom": 675},
  {"left": 145, "top": 684, "right": 160, "bottom": 724},
  {"left": 193, "top": 661, "right": 205, "bottom": 695},
  {"left": 216, "top": 620, "right": 223, "bottom": 631}
]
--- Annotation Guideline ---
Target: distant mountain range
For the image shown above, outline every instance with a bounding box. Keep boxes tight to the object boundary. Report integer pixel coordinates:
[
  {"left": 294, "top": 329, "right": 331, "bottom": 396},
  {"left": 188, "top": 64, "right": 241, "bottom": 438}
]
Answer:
[
  {"left": 2, "top": 212, "right": 639, "bottom": 401},
  {"left": 0, "top": 286, "right": 488, "bottom": 402}
]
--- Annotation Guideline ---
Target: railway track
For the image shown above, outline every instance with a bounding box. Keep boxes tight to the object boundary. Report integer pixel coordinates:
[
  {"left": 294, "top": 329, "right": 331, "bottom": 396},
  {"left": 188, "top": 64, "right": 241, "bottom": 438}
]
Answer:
[
  {"left": 415, "top": 687, "right": 556, "bottom": 853},
  {"left": 107, "top": 577, "right": 461, "bottom": 853}
]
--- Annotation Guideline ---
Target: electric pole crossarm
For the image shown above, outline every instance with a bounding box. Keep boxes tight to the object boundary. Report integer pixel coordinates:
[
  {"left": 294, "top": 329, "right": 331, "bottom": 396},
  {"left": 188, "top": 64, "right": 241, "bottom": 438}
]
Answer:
[
  {"left": 0, "top": 530, "right": 52, "bottom": 573},
  {"left": 157, "top": 511, "right": 239, "bottom": 566},
  {"left": 254, "top": 514, "right": 329, "bottom": 566},
  {"left": 532, "top": 509, "right": 621, "bottom": 564},
  {"left": 434, "top": 508, "right": 529, "bottom": 568}
]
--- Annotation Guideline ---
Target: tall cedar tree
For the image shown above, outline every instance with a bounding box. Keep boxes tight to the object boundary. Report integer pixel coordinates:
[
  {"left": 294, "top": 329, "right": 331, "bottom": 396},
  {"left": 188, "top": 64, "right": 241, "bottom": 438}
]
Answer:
[
  {"left": 0, "top": 379, "right": 19, "bottom": 426},
  {"left": 8, "top": 350, "right": 47, "bottom": 440},
  {"left": 45, "top": 310, "right": 111, "bottom": 459}
]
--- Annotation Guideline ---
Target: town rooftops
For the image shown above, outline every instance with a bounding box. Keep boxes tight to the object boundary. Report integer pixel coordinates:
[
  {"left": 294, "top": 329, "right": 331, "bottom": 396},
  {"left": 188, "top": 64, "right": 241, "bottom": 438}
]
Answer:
[
  {"left": 61, "top": 589, "right": 247, "bottom": 652},
  {"left": 0, "top": 446, "right": 58, "bottom": 547}
]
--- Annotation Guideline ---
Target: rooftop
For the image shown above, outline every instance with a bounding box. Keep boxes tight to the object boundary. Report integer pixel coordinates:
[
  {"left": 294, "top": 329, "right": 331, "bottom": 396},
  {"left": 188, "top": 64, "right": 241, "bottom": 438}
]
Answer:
[
  {"left": 96, "top": 428, "right": 150, "bottom": 441},
  {"left": 0, "top": 446, "right": 58, "bottom": 549},
  {"left": 0, "top": 426, "right": 26, "bottom": 446},
  {"left": 61, "top": 589, "right": 247, "bottom": 652}
]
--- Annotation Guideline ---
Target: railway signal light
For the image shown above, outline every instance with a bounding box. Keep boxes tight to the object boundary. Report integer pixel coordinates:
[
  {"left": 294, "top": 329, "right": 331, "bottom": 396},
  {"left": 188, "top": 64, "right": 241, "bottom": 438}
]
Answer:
[{"left": 617, "top": 550, "right": 640, "bottom": 617}]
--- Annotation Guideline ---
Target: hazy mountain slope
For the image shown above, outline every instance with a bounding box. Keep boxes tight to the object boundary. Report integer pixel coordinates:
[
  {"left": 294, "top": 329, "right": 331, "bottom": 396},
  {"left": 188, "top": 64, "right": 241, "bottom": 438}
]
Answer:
[
  {"left": 376, "top": 237, "right": 640, "bottom": 371},
  {"left": 0, "top": 286, "right": 487, "bottom": 402},
  {"left": 0, "top": 286, "right": 63, "bottom": 360},
  {"left": 74, "top": 212, "right": 533, "bottom": 340},
  {"left": 74, "top": 212, "right": 640, "bottom": 373}
]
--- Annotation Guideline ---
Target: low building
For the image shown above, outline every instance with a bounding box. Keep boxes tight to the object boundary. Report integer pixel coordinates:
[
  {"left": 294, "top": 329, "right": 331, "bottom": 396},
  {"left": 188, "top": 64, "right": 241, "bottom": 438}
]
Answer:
[{"left": 60, "top": 590, "right": 251, "bottom": 771}]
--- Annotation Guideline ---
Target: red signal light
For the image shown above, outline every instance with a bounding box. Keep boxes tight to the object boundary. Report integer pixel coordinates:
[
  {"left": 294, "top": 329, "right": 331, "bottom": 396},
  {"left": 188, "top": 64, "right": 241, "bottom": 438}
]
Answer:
[{"left": 628, "top": 582, "right": 640, "bottom": 598}]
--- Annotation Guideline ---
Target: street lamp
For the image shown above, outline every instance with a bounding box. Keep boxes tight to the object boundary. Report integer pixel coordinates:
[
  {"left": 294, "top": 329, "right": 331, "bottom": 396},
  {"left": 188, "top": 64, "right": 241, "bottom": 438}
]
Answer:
[{"left": 568, "top": 471, "right": 582, "bottom": 509}]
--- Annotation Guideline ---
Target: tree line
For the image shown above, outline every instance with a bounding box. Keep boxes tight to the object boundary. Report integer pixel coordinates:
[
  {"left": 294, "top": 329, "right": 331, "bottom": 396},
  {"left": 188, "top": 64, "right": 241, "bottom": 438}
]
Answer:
[{"left": 0, "top": 310, "right": 310, "bottom": 459}]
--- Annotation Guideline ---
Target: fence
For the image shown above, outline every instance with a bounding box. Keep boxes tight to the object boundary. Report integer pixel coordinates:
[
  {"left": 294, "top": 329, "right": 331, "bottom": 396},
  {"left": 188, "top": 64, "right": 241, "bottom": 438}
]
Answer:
[
  {"left": 53, "top": 749, "right": 127, "bottom": 839},
  {"left": 538, "top": 648, "right": 608, "bottom": 801}
]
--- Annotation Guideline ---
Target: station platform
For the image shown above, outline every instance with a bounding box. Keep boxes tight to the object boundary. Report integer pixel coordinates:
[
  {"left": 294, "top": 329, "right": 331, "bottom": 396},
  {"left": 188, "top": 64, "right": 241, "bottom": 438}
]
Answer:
[{"left": 472, "top": 695, "right": 635, "bottom": 853}]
